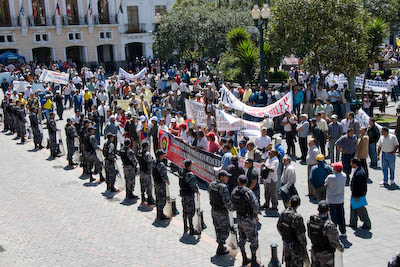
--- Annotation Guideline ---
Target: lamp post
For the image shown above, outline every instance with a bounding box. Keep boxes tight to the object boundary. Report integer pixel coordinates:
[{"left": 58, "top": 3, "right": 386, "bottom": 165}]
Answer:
[
  {"left": 252, "top": 4, "right": 271, "bottom": 88},
  {"left": 154, "top": 12, "right": 162, "bottom": 74}
]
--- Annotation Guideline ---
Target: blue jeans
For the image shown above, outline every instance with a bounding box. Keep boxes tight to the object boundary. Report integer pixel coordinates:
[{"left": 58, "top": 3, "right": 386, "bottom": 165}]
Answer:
[
  {"left": 64, "top": 95, "right": 72, "bottom": 108},
  {"left": 382, "top": 153, "right": 396, "bottom": 183},
  {"left": 368, "top": 143, "right": 377, "bottom": 167}
]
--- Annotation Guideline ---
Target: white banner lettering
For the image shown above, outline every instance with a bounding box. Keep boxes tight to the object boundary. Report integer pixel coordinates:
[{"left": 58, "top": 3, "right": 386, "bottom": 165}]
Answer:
[
  {"left": 12, "top": 81, "right": 30, "bottom": 93},
  {"left": 185, "top": 99, "right": 207, "bottom": 127},
  {"left": 118, "top": 67, "right": 147, "bottom": 81},
  {"left": 356, "top": 108, "right": 395, "bottom": 134},
  {"left": 39, "top": 70, "right": 69, "bottom": 85}
]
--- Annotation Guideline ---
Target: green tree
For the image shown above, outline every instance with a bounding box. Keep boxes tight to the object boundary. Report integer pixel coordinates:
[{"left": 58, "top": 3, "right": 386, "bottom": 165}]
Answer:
[
  {"left": 269, "top": 0, "right": 367, "bottom": 87},
  {"left": 236, "top": 39, "right": 259, "bottom": 82},
  {"left": 361, "top": 18, "right": 389, "bottom": 97},
  {"left": 361, "top": 0, "right": 399, "bottom": 26},
  {"left": 227, "top": 27, "right": 251, "bottom": 50},
  {"left": 153, "top": 6, "right": 251, "bottom": 62}
]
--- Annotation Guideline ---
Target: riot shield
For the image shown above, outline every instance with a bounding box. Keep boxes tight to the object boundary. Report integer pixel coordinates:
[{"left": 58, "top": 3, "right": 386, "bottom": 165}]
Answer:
[
  {"left": 226, "top": 211, "right": 238, "bottom": 250},
  {"left": 335, "top": 250, "right": 343, "bottom": 267},
  {"left": 194, "top": 192, "right": 202, "bottom": 233},
  {"left": 72, "top": 137, "right": 81, "bottom": 163},
  {"left": 115, "top": 161, "right": 125, "bottom": 190},
  {"left": 26, "top": 123, "right": 32, "bottom": 139},
  {"left": 164, "top": 183, "right": 173, "bottom": 218},
  {"left": 95, "top": 149, "right": 106, "bottom": 178},
  {"left": 57, "top": 131, "right": 65, "bottom": 156}
]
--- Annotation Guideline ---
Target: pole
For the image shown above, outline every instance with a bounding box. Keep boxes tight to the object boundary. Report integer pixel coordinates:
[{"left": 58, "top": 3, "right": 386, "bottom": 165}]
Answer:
[{"left": 259, "top": 21, "right": 265, "bottom": 88}]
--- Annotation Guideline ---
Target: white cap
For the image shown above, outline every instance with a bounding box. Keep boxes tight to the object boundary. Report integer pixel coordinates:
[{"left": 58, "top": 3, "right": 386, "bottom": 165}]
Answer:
[
  {"left": 110, "top": 115, "right": 115, "bottom": 120},
  {"left": 139, "top": 115, "right": 145, "bottom": 121},
  {"left": 171, "top": 118, "right": 176, "bottom": 123},
  {"left": 151, "top": 116, "right": 158, "bottom": 121}
]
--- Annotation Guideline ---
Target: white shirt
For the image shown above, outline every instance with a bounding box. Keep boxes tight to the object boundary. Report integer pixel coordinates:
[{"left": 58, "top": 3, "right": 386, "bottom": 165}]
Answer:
[
  {"left": 97, "top": 92, "right": 108, "bottom": 103},
  {"left": 72, "top": 76, "right": 82, "bottom": 84},
  {"left": 63, "top": 84, "right": 74, "bottom": 95},
  {"left": 316, "top": 89, "right": 328, "bottom": 103},
  {"left": 262, "top": 118, "right": 273, "bottom": 129},
  {"left": 179, "top": 81, "right": 189, "bottom": 93},
  {"left": 378, "top": 133, "right": 399, "bottom": 153},
  {"left": 171, "top": 81, "right": 179, "bottom": 92},
  {"left": 98, "top": 105, "right": 108, "bottom": 117},
  {"left": 255, "top": 135, "right": 271, "bottom": 150},
  {"left": 24, "top": 88, "right": 32, "bottom": 99},
  {"left": 197, "top": 136, "right": 208, "bottom": 150},
  {"left": 264, "top": 156, "right": 279, "bottom": 183},
  {"left": 281, "top": 164, "right": 296, "bottom": 187}
]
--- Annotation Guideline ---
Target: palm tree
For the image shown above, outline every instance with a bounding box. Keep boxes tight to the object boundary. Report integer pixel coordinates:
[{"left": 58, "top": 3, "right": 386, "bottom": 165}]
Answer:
[
  {"left": 236, "top": 39, "right": 259, "bottom": 82},
  {"left": 361, "top": 18, "right": 388, "bottom": 98},
  {"left": 227, "top": 27, "right": 251, "bottom": 51}
]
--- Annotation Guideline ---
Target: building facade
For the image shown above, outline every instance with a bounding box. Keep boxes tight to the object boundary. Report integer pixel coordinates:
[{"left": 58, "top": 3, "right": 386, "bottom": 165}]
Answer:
[{"left": 0, "top": 0, "right": 174, "bottom": 69}]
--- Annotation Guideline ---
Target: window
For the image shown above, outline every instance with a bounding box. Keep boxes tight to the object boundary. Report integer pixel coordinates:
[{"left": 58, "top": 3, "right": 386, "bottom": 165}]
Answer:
[
  {"left": 99, "top": 31, "right": 112, "bottom": 40},
  {"left": 0, "top": 34, "right": 15, "bottom": 44},
  {"left": 67, "top": 32, "right": 82, "bottom": 42},
  {"left": 34, "top": 33, "right": 50, "bottom": 43},
  {"left": 155, "top": 5, "right": 167, "bottom": 15}
]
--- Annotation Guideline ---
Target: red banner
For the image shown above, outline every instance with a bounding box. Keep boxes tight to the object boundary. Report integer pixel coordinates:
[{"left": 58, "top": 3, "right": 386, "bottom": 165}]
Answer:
[{"left": 158, "top": 130, "right": 221, "bottom": 183}]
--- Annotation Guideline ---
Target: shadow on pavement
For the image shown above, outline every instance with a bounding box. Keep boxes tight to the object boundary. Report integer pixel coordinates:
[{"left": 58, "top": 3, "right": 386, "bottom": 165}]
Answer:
[
  {"left": 179, "top": 234, "right": 200, "bottom": 245},
  {"left": 83, "top": 182, "right": 99, "bottom": 187},
  {"left": 138, "top": 204, "right": 154, "bottom": 212},
  {"left": 210, "top": 254, "right": 236, "bottom": 266},
  {"left": 63, "top": 166, "right": 76, "bottom": 171},
  {"left": 46, "top": 156, "right": 55, "bottom": 161},
  {"left": 339, "top": 236, "right": 353, "bottom": 248},
  {"left": 27, "top": 148, "right": 38, "bottom": 152},
  {"left": 264, "top": 209, "right": 279, "bottom": 218},
  {"left": 120, "top": 198, "right": 138, "bottom": 206},
  {"left": 354, "top": 229, "right": 373, "bottom": 239},
  {"left": 152, "top": 219, "right": 170, "bottom": 228},
  {"left": 53, "top": 165, "right": 65, "bottom": 169},
  {"left": 79, "top": 174, "right": 88, "bottom": 180}
]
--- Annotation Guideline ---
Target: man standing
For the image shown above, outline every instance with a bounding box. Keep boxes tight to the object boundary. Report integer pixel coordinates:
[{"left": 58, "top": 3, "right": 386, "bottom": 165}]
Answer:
[
  {"left": 149, "top": 116, "right": 159, "bottom": 154},
  {"left": 367, "top": 118, "right": 380, "bottom": 168},
  {"left": 355, "top": 127, "right": 370, "bottom": 180},
  {"left": 231, "top": 175, "right": 260, "bottom": 267},
  {"left": 310, "top": 154, "right": 332, "bottom": 201},
  {"left": 179, "top": 160, "right": 200, "bottom": 236},
  {"left": 254, "top": 127, "right": 271, "bottom": 152},
  {"left": 138, "top": 142, "right": 155, "bottom": 204},
  {"left": 87, "top": 126, "right": 105, "bottom": 183},
  {"left": 349, "top": 158, "right": 371, "bottom": 230},
  {"left": 47, "top": 112, "right": 58, "bottom": 158},
  {"left": 153, "top": 150, "right": 169, "bottom": 220},
  {"left": 103, "top": 133, "right": 118, "bottom": 192},
  {"left": 29, "top": 107, "right": 43, "bottom": 150},
  {"left": 208, "top": 170, "right": 233, "bottom": 256},
  {"left": 226, "top": 156, "right": 245, "bottom": 194},
  {"left": 325, "top": 162, "right": 347, "bottom": 236},
  {"left": 65, "top": 118, "right": 78, "bottom": 167},
  {"left": 307, "top": 201, "right": 344, "bottom": 267},
  {"left": 277, "top": 195, "right": 307, "bottom": 267},
  {"left": 120, "top": 138, "right": 138, "bottom": 199},
  {"left": 315, "top": 112, "right": 328, "bottom": 156},
  {"left": 335, "top": 129, "right": 357, "bottom": 185},
  {"left": 280, "top": 156, "right": 297, "bottom": 208},
  {"left": 377, "top": 127, "right": 399, "bottom": 186},
  {"left": 327, "top": 115, "right": 343, "bottom": 163},
  {"left": 297, "top": 114, "right": 310, "bottom": 164},
  {"left": 303, "top": 84, "right": 315, "bottom": 119},
  {"left": 281, "top": 111, "right": 297, "bottom": 157},
  {"left": 306, "top": 139, "right": 319, "bottom": 197},
  {"left": 263, "top": 150, "right": 280, "bottom": 211},
  {"left": 220, "top": 144, "right": 233, "bottom": 170}
]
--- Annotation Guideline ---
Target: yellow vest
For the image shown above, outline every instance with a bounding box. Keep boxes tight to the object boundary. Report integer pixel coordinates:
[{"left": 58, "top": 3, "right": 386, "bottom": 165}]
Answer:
[{"left": 43, "top": 100, "right": 52, "bottom": 109}]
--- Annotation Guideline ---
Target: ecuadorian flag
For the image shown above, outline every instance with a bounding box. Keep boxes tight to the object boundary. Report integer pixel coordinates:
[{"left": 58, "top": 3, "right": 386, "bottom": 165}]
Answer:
[{"left": 141, "top": 102, "right": 150, "bottom": 140}]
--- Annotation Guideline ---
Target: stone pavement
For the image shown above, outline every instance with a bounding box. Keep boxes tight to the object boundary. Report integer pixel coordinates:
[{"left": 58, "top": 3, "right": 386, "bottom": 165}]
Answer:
[{"left": 0, "top": 105, "right": 400, "bottom": 267}]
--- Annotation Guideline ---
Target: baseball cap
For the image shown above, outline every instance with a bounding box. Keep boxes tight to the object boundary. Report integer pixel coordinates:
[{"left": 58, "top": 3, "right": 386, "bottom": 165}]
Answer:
[
  {"left": 151, "top": 116, "right": 158, "bottom": 121},
  {"left": 331, "top": 162, "right": 343, "bottom": 171},
  {"left": 171, "top": 118, "right": 176, "bottom": 123},
  {"left": 218, "top": 170, "right": 231, "bottom": 178},
  {"left": 316, "top": 154, "right": 325, "bottom": 161},
  {"left": 206, "top": 132, "right": 215, "bottom": 138}
]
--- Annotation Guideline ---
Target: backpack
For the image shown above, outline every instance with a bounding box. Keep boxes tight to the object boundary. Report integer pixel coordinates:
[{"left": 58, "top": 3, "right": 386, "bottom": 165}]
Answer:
[{"left": 138, "top": 151, "right": 149, "bottom": 172}]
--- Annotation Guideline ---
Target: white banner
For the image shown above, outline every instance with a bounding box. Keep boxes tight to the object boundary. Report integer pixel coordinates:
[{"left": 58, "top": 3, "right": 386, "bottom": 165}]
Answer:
[
  {"left": 12, "top": 81, "right": 30, "bottom": 93},
  {"left": 354, "top": 77, "right": 389, "bottom": 93},
  {"left": 356, "top": 108, "right": 395, "bottom": 134},
  {"left": 118, "top": 67, "right": 147, "bottom": 81},
  {"left": 185, "top": 99, "right": 207, "bottom": 127},
  {"left": 220, "top": 84, "right": 293, "bottom": 118},
  {"left": 216, "top": 109, "right": 263, "bottom": 132},
  {"left": 39, "top": 70, "right": 69, "bottom": 85}
]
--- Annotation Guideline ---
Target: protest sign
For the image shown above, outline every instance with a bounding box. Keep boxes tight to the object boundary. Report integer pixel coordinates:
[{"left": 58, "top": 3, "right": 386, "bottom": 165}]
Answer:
[
  {"left": 39, "top": 70, "right": 69, "bottom": 85},
  {"left": 118, "top": 67, "right": 147, "bottom": 81},
  {"left": 0, "top": 72, "right": 11, "bottom": 83},
  {"left": 184, "top": 99, "right": 207, "bottom": 127},
  {"left": 12, "top": 81, "right": 30, "bottom": 93}
]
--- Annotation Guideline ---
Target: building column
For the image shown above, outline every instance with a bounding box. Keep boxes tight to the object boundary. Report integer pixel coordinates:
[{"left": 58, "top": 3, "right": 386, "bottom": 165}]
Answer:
[
  {"left": 113, "top": 44, "right": 118, "bottom": 61},
  {"left": 51, "top": 48, "right": 56, "bottom": 61},
  {"left": 83, "top": 46, "right": 88, "bottom": 63},
  {"left": 9, "top": 0, "right": 16, "bottom": 26},
  {"left": 145, "top": 43, "right": 153, "bottom": 59},
  {"left": 108, "top": 0, "right": 116, "bottom": 24},
  {"left": 120, "top": 44, "right": 126, "bottom": 61}
]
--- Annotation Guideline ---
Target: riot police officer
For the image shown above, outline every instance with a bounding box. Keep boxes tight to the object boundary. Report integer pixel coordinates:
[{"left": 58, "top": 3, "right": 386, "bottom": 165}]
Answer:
[
  {"left": 138, "top": 142, "right": 155, "bottom": 204},
  {"left": 153, "top": 150, "right": 169, "bottom": 220},
  {"left": 47, "top": 112, "right": 58, "bottom": 158},
  {"left": 103, "top": 133, "right": 118, "bottom": 192},
  {"left": 86, "top": 126, "right": 104, "bottom": 182},
  {"left": 307, "top": 200, "right": 344, "bottom": 267},
  {"left": 179, "top": 160, "right": 200, "bottom": 236},
  {"left": 208, "top": 170, "right": 233, "bottom": 256},
  {"left": 277, "top": 195, "right": 307, "bottom": 267},
  {"left": 65, "top": 118, "right": 78, "bottom": 167},
  {"left": 231, "top": 175, "right": 260, "bottom": 267},
  {"left": 29, "top": 107, "right": 43, "bottom": 149},
  {"left": 120, "top": 138, "right": 138, "bottom": 199},
  {"left": 80, "top": 119, "right": 91, "bottom": 175}
]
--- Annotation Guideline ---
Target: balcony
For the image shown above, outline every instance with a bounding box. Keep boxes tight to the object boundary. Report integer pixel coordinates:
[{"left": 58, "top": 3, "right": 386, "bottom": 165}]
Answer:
[
  {"left": 125, "top": 23, "right": 147, "bottom": 34},
  {"left": 0, "top": 18, "right": 11, "bottom": 27},
  {"left": 28, "top": 16, "right": 55, "bottom": 26},
  {"left": 94, "top": 15, "right": 118, "bottom": 25},
  {"left": 62, "top": 15, "right": 88, "bottom": 25}
]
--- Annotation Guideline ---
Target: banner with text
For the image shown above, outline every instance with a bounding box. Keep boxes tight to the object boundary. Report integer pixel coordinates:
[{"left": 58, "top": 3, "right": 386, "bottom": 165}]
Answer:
[
  {"left": 12, "top": 81, "right": 30, "bottom": 93},
  {"left": 118, "top": 67, "right": 148, "bottom": 81},
  {"left": 356, "top": 108, "right": 395, "bottom": 134},
  {"left": 354, "top": 77, "right": 390, "bottom": 92},
  {"left": 185, "top": 99, "right": 207, "bottom": 127},
  {"left": 216, "top": 109, "right": 263, "bottom": 132},
  {"left": 220, "top": 84, "right": 293, "bottom": 118},
  {"left": 158, "top": 130, "right": 220, "bottom": 183},
  {"left": 39, "top": 70, "right": 69, "bottom": 85}
]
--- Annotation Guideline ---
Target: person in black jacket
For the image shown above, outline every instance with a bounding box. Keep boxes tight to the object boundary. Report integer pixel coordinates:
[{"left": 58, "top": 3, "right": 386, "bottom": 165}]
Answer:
[
  {"left": 226, "top": 156, "right": 245, "bottom": 194},
  {"left": 367, "top": 118, "right": 380, "bottom": 168},
  {"left": 349, "top": 158, "right": 371, "bottom": 230}
]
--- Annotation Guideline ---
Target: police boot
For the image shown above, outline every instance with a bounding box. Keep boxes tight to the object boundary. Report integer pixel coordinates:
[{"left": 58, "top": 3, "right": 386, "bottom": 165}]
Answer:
[
  {"left": 251, "top": 252, "right": 260, "bottom": 267},
  {"left": 157, "top": 208, "right": 168, "bottom": 220},
  {"left": 189, "top": 218, "right": 201, "bottom": 236},
  {"left": 241, "top": 248, "right": 251, "bottom": 266},
  {"left": 216, "top": 243, "right": 229, "bottom": 256},
  {"left": 68, "top": 159, "right": 74, "bottom": 167},
  {"left": 38, "top": 144, "right": 44, "bottom": 150},
  {"left": 106, "top": 183, "right": 110, "bottom": 192},
  {"left": 147, "top": 196, "right": 155, "bottom": 205},
  {"left": 89, "top": 173, "right": 95, "bottom": 183},
  {"left": 141, "top": 193, "right": 147, "bottom": 203},
  {"left": 21, "top": 137, "right": 25, "bottom": 143},
  {"left": 34, "top": 143, "right": 38, "bottom": 149},
  {"left": 110, "top": 184, "right": 118, "bottom": 192},
  {"left": 183, "top": 216, "right": 189, "bottom": 234},
  {"left": 99, "top": 173, "right": 105, "bottom": 183}
]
